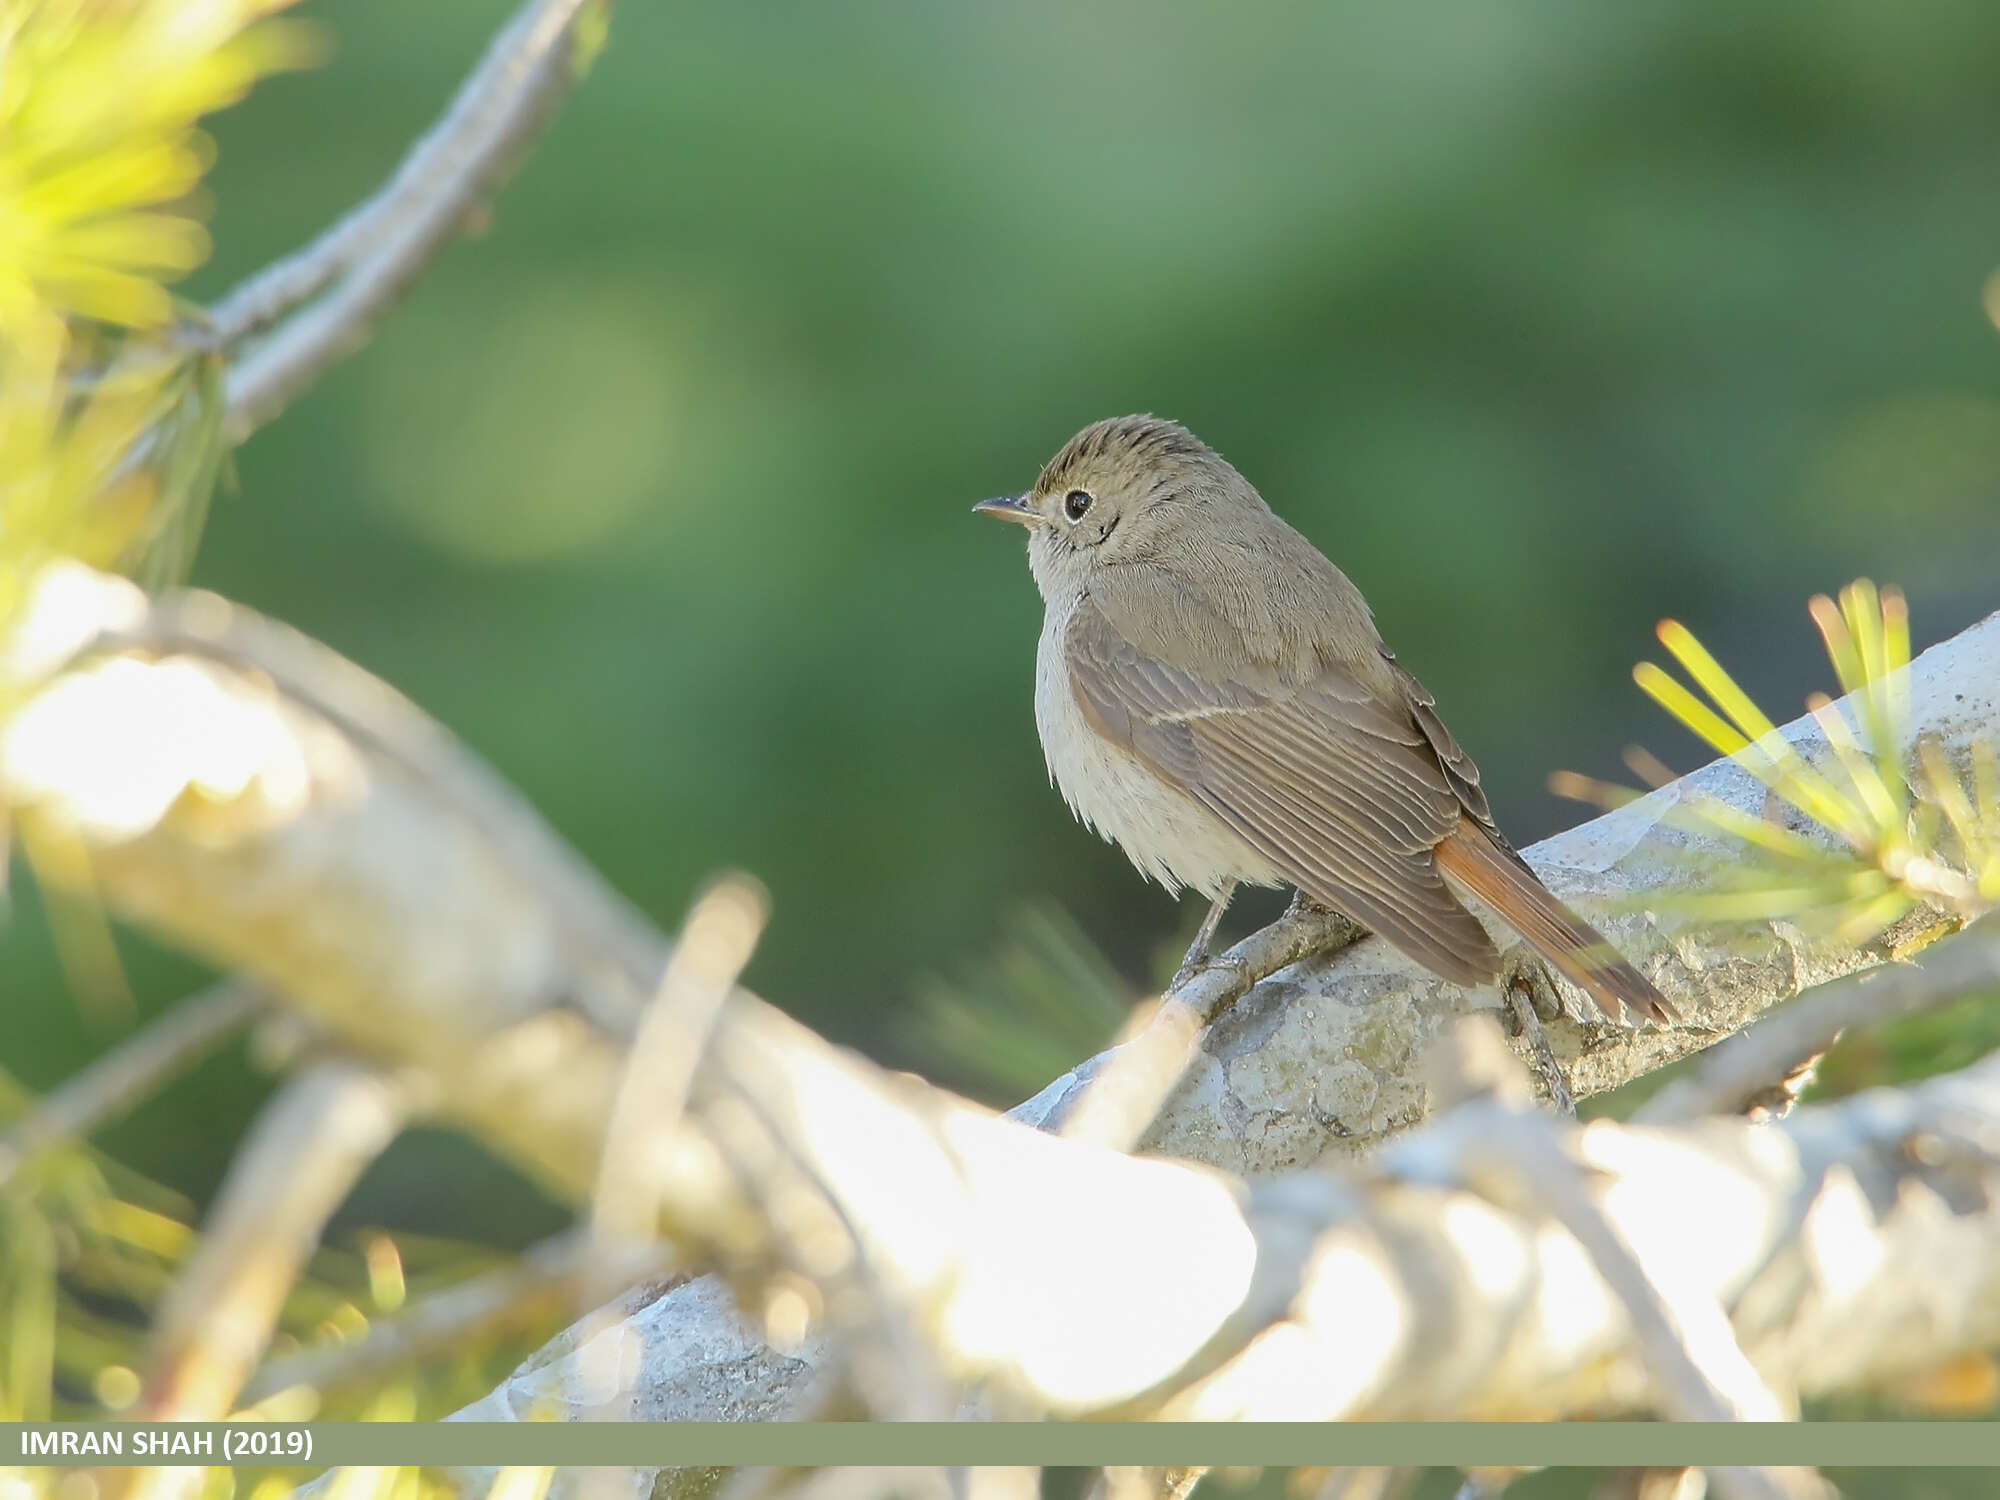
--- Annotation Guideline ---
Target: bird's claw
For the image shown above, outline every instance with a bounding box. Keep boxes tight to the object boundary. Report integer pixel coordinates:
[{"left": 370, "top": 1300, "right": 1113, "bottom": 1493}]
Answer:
[
  {"left": 1168, "top": 951, "right": 1248, "bottom": 995},
  {"left": 1282, "top": 887, "right": 1326, "bottom": 922},
  {"left": 1499, "top": 949, "right": 1565, "bottom": 1028}
]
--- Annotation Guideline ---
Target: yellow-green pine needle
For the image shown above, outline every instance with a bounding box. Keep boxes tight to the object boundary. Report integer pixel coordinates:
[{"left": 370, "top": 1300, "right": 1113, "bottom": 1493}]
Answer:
[
  {"left": 1812, "top": 586, "right": 1898, "bottom": 810},
  {"left": 1635, "top": 656, "right": 1865, "bottom": 836},
  {"left": 1641, "top": 628, "right": 1863, "bottom": 839},
  {"left": 92, "top": 1197, "right": 197, "bottom": 1260},
  {"left": 1678, "top": 792, "right": 1828, "bottom": 859},
  {"left": 1657, "top": 618, "right": 1783, "bottom": 743},
  {"left": 1917, "top": 737, "right": 1982, "bottom": 867},
  {"left": 1804, "top": 693, "right": 1900, "bottom": 832},
  {"left": 1634, "top": 660, "right": 1750, "bottom": 757},
  {"left": 1845, "top": 579, "right": 1888, "bottom": 689},
  {"left": 1844, "top": 581, "right": 1908, "bottom": 812},
  {"left": 1673, "top": 881, "right": 1860, "bottom": 923},
  {"left": 1809, "top": 592, "right": 1868, "bottom": 699},
  {"left": 1881, "top": 584, "right": 1911, "bottom": 702},
  {"left": 1974, "top": 742, "right": 2000, "bottom": 827},
  {"left": 1547, "top": 769, "right": 1644, "bottom": 812},
  {"left": 1827, "top": 885, "right": 1918, "bottom": 949}
]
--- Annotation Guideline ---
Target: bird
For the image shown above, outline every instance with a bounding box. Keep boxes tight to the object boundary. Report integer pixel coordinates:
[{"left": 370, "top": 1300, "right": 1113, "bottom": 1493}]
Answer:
[{"left": 974, "top": 413, "right": 1672, "bottom": 1025}]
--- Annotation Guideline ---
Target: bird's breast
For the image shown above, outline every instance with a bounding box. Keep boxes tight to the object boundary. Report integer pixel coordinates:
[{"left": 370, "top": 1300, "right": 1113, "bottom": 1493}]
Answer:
[{"left": 1033, "top": 597, "right": 1278, "bottom": 899}]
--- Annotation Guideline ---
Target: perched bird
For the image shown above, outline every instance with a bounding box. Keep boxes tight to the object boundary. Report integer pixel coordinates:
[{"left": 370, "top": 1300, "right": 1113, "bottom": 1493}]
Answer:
[{"left": 975, "top": 414, "right": 1672, "bottom": 1024}]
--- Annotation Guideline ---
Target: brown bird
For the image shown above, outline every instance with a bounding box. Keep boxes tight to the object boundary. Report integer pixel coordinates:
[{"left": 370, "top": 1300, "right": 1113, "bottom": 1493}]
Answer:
[{"left": 976, "top": 414, "right": 1671, "bottom": 1024}]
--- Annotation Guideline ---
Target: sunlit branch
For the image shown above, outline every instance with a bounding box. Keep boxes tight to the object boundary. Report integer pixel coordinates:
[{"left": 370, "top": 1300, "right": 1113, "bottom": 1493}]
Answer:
[
  {"left": 484, "top": 998, "right": 2000, "bottom": 1436},
  {"left": 140, "top": 1060, "right": 411, "bottom": 1420},
  {"left": 239, "top": 1229, "right": 670, "bottom": 1407},
  {"left": 213, "top": 0, "right": 605, "bottom": 440},
  {"left": 6, "top": 565, "right": 2000, "bottom": 1476}
]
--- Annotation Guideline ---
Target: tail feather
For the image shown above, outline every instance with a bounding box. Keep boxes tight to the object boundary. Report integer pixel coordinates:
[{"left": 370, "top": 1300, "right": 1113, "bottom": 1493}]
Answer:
[{"left": 1434, "top": 824, "right": 1674, "bottom": 1025}]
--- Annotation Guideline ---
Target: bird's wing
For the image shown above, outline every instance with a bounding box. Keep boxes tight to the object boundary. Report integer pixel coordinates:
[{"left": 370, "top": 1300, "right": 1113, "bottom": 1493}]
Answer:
[
  {"left": 1066, "top": 594, "right": 1500, "bottom": 985},
  {"left": 1381, "top": 648, "right": 1502, "bottom": 833}
]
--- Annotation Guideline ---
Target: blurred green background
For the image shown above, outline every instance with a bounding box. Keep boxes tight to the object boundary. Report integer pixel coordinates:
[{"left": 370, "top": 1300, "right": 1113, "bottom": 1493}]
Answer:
[{"left": 9, "top": 0, "right": 2000, "bottom": 1250}]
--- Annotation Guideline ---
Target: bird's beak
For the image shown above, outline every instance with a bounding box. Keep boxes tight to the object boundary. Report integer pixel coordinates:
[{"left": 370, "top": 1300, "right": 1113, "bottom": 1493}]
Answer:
[{"left": 973, "top": 493, "right": 1038, "bottom": 527}]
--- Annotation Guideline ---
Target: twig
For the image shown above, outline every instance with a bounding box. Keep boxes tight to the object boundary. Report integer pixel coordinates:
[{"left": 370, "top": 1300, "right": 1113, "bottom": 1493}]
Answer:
[
  {"left": 216, "top": 0, "right": 603, "bottom": 440},
  {"left": 239, "top": 1230, "right": 669, "bottom": 1406},
  {"left": 1050, "top": 906, "right": 1362, "bottom": 1150},
  {"left": 5, "top": 565, "right": 669, "bottom": 1203},
  {"left": 592, "top": 874, "right": 769, "bottom": 1244},
  {"left": 1478, "top": 1114, "right": 1790, "bottom": 1421},
  {"left": 1487, "top": 1127, "right": 1821, "bottom": 1500},
  {"left": 701, "top": 1053, "right": 954, "bottom": 1422},
  {"left": 1434, "top": 1022, "right": 1819, "bottom": 1500},
  {"left": 0, "top": 981, "right": 261, "bottom": 1188},
  {"left": 1637, "top": 915, "right": 2000, "bottom": 1124},
  {"left": 140, "top": 1059, "right": 412, "bottom": 1419},
  {"left": 578, "top": 873, "right": 769, "bottom": 1422}
]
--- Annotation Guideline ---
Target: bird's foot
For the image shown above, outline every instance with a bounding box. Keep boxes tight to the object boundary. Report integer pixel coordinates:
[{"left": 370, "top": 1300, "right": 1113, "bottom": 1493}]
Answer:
[
  {"left": 1167, "top": 949, "right": 1248, "bottom": 995},
  {"left": 1500, "top": 952, "right": 1576, "bottom": 1117},
  {"left": 1166, "top": 884, "right": 1240, "bottom": 993},
  {"left": 1500, "top": 948, "right": 1566, "bottom": 1025},
  {"left": 1280, "top": 887, "right": 1367, "bottom": 963}
]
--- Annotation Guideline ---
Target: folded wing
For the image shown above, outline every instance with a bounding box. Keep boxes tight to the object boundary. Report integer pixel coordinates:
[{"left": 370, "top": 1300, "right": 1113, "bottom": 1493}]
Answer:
[{"left": 1066, "top": 595, "right": 1501, "bottom": 986}]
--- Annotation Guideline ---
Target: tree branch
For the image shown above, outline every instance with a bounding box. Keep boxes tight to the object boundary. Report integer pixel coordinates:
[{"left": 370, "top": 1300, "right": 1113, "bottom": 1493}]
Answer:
[
  {"left": 140, "top": 1059, "right": 412, "bottom": 1419},
  {"left": 212, "top": 0, "right": 605, "bottom": 441},
  {"left": 1637, "top": 914, "right": 2000, "bottom": 1124},
  {"left": 5, "top": 565, "right": 1998, "bottom": 1473},
  {"left": 2, "top": 563, "right": 664, "bottom": 1199},
  {"left": 239, "top": 1230, "right": 670, "bottom": 1407},
  {"left": 1423, "top": 1026, "right": 1815, "bottom": 1500},
  {"left": 10, "top": 568, "right": 1991, "bottom": 1194},
  {"left": 469, "top": 989, "right": 2000, "bottom": 1436},
  {"left": 1052, "top": 905, "right": 1362, "bottom": 1151},
  {"left": 0, "top": 981, "right": 260, "bottom": 1188}
]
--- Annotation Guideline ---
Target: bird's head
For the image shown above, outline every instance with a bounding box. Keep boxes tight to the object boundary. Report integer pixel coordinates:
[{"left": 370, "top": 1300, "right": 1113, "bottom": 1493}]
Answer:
[{"left": 974, "top": 414, "right": 1265, "bottom": 598}]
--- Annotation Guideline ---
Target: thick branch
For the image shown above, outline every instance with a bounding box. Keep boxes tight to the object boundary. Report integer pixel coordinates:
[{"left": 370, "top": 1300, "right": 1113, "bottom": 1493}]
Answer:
[
  {"left": 8, "top": 568, "right": 1992, "bottom": 1192},
  {"left": 3, "top": 566, "right": 1997, "bottom": 1459},
  {"left": 2, "top": 564, "right": 663, "bottom": 1199},
  {"left": 471, "top": 980, "right": 2000, "bottom": 1431}
]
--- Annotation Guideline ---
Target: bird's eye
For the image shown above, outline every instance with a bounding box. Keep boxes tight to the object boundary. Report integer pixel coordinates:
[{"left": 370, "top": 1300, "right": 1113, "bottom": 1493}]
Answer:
[{"left": 1063, "top": 489, "right": 1094, "bottom": 522}]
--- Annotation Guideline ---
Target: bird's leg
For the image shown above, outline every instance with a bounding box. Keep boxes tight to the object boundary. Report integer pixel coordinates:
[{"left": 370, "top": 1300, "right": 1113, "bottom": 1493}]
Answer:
[
  {"left": 1168, "top": 882, "right": 1237, "bottom": 991},
  {"left": 1282, "top": 885, "right": 1369, "bottom": 952},
  {"left": 1500, "top": 950, "right": 1576, "bottom": 1117}
]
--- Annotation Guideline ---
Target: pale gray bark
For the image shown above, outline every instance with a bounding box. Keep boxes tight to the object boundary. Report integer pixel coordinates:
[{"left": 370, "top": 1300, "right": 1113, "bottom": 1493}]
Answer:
[{"left": 457, "top": 1001, "right": 2000, "bottom": 1500}]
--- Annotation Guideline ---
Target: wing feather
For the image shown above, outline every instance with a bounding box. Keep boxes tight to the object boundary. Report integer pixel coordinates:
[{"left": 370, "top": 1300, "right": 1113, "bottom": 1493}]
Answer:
[{"left": 1067, "top": 596, "right": 1500, "bottom": 985}]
